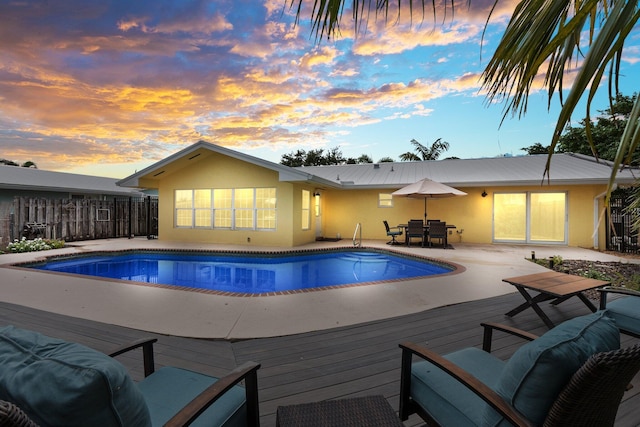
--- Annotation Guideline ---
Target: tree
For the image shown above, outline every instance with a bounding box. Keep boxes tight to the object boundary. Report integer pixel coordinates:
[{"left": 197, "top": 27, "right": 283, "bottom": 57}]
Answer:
[
  {"left": 400, "top": 138, "right": 450, "bottom": 161},
  {"left": 556, "top": 94, "right": 639, "bottom": 164},
  {"left": 0, "top": 158, "right": 37, "bottom": 168},
  {"left": 378, "top": 156, "right": 395, "bottom": 162},
  {"left": 521, "top": 143, "right": 553, "bottom": 155},
  {"left": 280, "top": 146, "right": 349, "bottom": 166}
]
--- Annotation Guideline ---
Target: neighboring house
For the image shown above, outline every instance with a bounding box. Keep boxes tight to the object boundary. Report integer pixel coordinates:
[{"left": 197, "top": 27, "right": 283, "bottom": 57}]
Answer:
[
  {"left": 0, "top": 165, "right": 147, "bottom": 203},
  {"left": 118, "top": 141, "right": 639, "bottom": 249}
]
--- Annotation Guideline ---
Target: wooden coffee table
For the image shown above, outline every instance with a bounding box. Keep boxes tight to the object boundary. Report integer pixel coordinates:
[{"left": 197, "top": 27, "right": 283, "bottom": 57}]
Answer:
[{"left": 503, "top": 271, "right": 610, "bottom": 328}]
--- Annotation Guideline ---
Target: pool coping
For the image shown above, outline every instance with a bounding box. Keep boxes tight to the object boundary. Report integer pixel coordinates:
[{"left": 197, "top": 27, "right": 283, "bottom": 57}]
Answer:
[{"left": 8, "top": 246, "right": 465, "bottom": 297}]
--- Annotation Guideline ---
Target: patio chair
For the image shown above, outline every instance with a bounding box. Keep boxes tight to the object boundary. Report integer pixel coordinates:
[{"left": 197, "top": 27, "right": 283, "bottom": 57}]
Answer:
[
  {"left": 599, "top": 286, "right": 640, "bottom": 338},
  {"left": 427, "top": 221, "right": 448, "bottom": 248},
  {"left": 0, "top": 326, "right": 261, "bottom": 427},
  {"left": 399, "top": 311, "right": 640, "bottom": 427},
  {"left": 383, "top": 220, "right": 403, "bottom": 245},
  {"left": 406, "top": 219, "right": 425, "bottom": 247}
]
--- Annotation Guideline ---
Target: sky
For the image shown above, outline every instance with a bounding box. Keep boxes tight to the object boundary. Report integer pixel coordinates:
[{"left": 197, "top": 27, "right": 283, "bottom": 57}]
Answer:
[{"left": 1, "top": 0, "right": 639, "bottom": 179}]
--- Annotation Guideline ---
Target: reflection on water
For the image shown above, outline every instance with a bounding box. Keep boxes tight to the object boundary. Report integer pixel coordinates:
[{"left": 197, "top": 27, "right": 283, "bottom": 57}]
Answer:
[{"left": 29, "top": 251, "right": 453, "bottom": 294}]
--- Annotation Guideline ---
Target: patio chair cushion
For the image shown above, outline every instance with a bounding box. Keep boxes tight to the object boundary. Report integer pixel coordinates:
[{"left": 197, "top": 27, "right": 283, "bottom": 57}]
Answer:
[
  {"left": 0, "top": 325, "right": 151, "bottom": 427},
  {"left": 604, "top": 296, "right": 640, "bottom": 335},
  {"left": 484, "top": 310, "right": 620, "bottom": 427},
  {"left": 138, "top": 366, "right": 247, "bottom": 427},
  {"left": 410, "top": 347, "right": 506, "bottom": 426}
]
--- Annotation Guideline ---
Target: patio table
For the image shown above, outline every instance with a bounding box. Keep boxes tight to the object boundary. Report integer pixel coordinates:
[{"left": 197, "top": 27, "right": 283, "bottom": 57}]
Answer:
[{"left": 502, "top": 271, "right": 609, "bottom": 328}]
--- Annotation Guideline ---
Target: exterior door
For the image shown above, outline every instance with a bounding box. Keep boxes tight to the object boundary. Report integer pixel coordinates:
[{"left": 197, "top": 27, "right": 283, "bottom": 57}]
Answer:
[{"left": 493, "top": 192, "right": 567, "bottom": 244}]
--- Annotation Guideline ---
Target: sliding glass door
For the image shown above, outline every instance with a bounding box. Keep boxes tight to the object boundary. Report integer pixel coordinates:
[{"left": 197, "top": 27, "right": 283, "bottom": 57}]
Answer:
[{"left": 493, "top": 192, "right": 567, "bottom": 244}]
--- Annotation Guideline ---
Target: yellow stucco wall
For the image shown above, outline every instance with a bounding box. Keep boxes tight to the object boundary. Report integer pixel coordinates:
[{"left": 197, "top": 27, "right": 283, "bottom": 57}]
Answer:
[
  {"left": 319, "top": 184, "right": 607, "bottom": 248},
  {"left": 154, "top": 154, "right": 317, "bottom": 247},
  {"left": 147, "top": 148, "right": 609, "bottom": 248}
]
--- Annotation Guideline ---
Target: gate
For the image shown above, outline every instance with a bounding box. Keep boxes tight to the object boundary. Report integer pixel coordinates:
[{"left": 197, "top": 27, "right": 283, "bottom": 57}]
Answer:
[{"left": 607, "top": 188, "right": 639, "bottom": 254}]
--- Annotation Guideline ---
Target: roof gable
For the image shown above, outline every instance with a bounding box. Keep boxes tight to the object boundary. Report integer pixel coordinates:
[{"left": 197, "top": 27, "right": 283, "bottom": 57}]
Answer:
[{"left": 117, "top": 141, "right": 338, "bottom": 188}]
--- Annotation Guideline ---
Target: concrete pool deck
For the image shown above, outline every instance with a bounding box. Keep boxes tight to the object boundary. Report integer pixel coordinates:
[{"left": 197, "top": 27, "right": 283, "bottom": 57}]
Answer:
[{"left": 0, "top": 238, "right": 636, "bottom": 339}]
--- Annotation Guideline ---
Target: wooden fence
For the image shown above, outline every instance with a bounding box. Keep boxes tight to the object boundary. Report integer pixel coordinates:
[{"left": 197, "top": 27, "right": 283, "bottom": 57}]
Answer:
[{"left": 2, "top": 196, "right": 158, "bottom": 246}]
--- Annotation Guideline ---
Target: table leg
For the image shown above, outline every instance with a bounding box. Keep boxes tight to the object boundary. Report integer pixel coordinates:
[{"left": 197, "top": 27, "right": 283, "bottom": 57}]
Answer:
[
  {"left": 506, "top": 286, "right": 556, "bottom": 329},
  {"left": 549, "top": 293, "right": 598, "bottom": 312},
  {"left": 576, "top": 293, "right": 598, "bottom": 312}
]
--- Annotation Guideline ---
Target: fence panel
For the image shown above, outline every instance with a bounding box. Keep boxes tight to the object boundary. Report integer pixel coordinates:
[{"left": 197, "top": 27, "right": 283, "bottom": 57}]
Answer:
[
  {"left": 607, "top": 189, "right": 639, "bottom": 254},
  {"left": 7, "top": 196, "right": 158, "bottom": 244}
]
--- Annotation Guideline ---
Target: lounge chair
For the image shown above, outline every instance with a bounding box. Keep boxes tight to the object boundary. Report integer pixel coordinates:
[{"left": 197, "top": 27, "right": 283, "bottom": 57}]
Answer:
[
  {"left": 599, "top": 286, "right": 640, "bottom": 338},
  {"left": 383, "top": 220, "right": 403, "bottom": 245},
  {"left": 399, "top": 311, "right": 640, "bottom": 426},
  {"left": 427, "top": 221, "right": 447, "bottom": 248},
  {"left": 0, "top": 326, "right": 261, "bottom": 426},
  {"left": 405, "top": 219, "right": 425, "bottom": 247}
]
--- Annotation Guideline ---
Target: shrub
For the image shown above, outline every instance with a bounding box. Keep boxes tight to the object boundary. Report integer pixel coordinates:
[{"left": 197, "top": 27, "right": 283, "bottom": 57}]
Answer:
[{"left": 6, "top": 237, "right": 65, "bottom": 253}]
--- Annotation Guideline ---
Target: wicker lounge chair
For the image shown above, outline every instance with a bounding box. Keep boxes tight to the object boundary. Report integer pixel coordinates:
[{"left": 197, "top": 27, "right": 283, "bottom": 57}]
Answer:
[
  {"left": 0, "top": 326, "right": 260, "bottom": 427},
  {"left": 599, "top": 286, "right": 640, "bottom": 338},
  {"left": 399, "top": 311, "right": 640, "bottom": 426},
  {"left": 383, "top": 220, "right": 403, "bottom": 245}
]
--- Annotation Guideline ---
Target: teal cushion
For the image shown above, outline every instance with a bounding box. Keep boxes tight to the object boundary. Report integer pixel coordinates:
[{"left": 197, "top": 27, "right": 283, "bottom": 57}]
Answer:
[
  {"left": 606, "top": 296, "right": 640, "bottom": 335},
  {"left": 138, "top": 366, "right": 247, "bottom": 427},
  {"left": 0, "top": 325, "right": 151, "bottom": 427},
  {"left": 411, "top": 347, "right": 506, "bottom": 426},
  {"left": 483, "top": 311, "right": 620, "bottom": 427}
]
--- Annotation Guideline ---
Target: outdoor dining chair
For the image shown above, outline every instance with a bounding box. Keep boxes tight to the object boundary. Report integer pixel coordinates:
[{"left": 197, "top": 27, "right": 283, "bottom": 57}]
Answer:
[
  {"left": 0, "top": 326, "right": 261, "bottom": 427},
  {"left": 399, "top": 311, "right": 640, "bottom": 427},
  {"left": 427, "top": 221, "right": 447, "bottom": 248},
  {"left": 383, "top": 220, "right": 403, "bottom": 245},
  {"left": 406, "top": 219, "right": 425, "bottom": 247},
  {"left": 599, "top": 286, "right": 640, "bottom": 338}
]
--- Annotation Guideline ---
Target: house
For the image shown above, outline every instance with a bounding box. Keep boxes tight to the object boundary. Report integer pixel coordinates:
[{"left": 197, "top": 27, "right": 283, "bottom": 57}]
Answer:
[
  {"left": 117, "top": 141, "right": 638, "bottom": 249},
  {"left": 0, "top": 165, "right": 147, "bottom": 203}
]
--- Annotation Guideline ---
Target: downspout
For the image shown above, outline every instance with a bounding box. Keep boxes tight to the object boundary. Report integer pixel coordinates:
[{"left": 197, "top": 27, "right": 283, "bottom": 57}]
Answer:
[{"left": 593, "top": 184, "right": 617, "bottom": 249}]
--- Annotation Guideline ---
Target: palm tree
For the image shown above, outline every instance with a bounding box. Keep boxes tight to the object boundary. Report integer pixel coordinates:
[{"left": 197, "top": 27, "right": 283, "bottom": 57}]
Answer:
[
  {"left": 400, "top": 138, "right": 449, "bottom": 161},
  {"left": 289, "top": 0, "right": 640, "bottom": 201}
]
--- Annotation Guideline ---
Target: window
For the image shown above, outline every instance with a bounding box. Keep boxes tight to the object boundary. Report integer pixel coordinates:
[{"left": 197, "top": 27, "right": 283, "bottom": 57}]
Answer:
[
  {"left": 213, "top": 188, "right": 232, "bottom": 228},
  {"left": 302, "top": 189, "right": 310, "bottom": 230},
  {"left": 493, "top": 192, "right": 567, "bottom": 244},
  {"left": 235, "top": 188, "right": 254, "bottom": 229},
  {"left": 194, "top": 189, "right": 211, "bottom": 227},
  {"left": 378, "top": 193, "right": 394, "bottom": 208},
  {"left": 175, "top": 190, "right": 193, "bottom": 227},
  {"left": 174, "top": 188, "right": 276, "bottom": 230},
  {"left": 256, "top": 188, "right": 277, "bottom": 229}
]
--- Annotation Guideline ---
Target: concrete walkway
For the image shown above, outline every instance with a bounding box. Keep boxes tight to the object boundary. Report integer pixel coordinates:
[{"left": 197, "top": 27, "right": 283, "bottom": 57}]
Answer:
[{"left": 0, "top": 238, "right": 635, "bottom": 339}]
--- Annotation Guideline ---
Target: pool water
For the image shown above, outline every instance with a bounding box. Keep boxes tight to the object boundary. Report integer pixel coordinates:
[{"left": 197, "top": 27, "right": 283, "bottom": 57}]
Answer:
[{"left": 26, "top": 249, "right": 454, "bottom": 294}]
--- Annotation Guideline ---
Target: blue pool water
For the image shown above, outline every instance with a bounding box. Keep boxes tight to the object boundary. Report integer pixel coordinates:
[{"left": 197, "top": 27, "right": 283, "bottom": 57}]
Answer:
[{"left": 26, "top": 249, "right": 454, "bottom": 294}]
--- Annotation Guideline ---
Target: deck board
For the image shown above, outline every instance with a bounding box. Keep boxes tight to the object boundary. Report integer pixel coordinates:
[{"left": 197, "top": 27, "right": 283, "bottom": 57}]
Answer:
[{"left": 0, "top": 291, "right": 638, "bottom": 426}]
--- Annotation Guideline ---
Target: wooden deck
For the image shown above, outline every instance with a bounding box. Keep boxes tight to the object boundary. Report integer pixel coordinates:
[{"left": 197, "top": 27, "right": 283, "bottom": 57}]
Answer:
[{"left": 1, "top": 292, "right": 638, "bottom": 426}]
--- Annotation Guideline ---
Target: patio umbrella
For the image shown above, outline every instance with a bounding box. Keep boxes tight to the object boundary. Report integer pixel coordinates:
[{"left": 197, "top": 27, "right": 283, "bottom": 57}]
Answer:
[{"left": 392, "top": 178, "right": 467, "bottom": 221}]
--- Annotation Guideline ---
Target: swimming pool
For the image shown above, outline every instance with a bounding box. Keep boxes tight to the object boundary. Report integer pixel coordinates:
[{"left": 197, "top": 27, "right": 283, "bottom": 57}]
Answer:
[{"left": 22, "top": 248, "right": 457, "bottom": 295}]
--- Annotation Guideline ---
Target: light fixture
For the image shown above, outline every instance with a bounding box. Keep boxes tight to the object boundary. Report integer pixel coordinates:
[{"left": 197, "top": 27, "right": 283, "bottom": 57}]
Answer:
[
  {"left": 481, "top": 190, "right": 488, "bottom": 198},
  {"left": 313, "top": 191, "right": 320, "bottom": 196}
]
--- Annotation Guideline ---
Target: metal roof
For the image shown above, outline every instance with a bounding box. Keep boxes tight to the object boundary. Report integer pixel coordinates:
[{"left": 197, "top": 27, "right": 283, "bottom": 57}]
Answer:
[
  {"left": 0, "top": 165, "right": 145, "bottom": 196},
  {"left": 296, "top": 153, "right": 639, "bottom": 189}
]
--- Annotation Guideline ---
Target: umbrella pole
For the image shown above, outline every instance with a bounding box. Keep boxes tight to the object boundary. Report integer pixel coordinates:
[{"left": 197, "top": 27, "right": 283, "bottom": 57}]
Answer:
[{"left": 424, "top": 199, "right": 427, "bottom": 222}]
